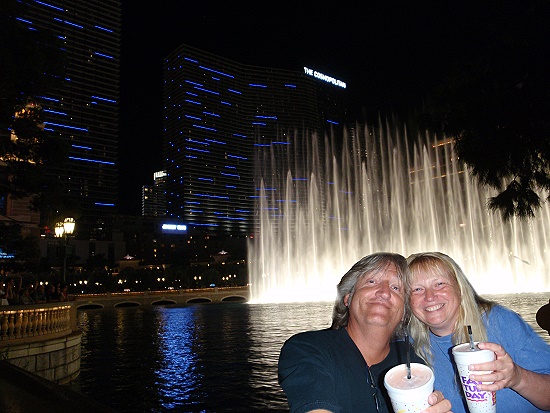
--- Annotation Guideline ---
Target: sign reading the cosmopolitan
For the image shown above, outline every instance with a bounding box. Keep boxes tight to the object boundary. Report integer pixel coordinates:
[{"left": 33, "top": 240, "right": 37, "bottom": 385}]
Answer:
[{"left": 304, "top": 67, "right": 346, "bottom": 88}]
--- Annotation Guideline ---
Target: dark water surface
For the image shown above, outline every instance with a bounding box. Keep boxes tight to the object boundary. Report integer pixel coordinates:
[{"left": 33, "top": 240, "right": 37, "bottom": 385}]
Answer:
[{"left": 68, "top": 293, "right": 550, "bottom": 412}]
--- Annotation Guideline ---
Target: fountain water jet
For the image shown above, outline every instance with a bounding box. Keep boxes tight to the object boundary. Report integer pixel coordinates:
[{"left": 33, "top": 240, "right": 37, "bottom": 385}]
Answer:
[{"left": 249, "top": 123, "right": 550, "bottom": 303}]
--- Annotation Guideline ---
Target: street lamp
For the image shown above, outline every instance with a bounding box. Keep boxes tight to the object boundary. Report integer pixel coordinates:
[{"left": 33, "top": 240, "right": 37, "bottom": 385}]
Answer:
[
  {"left": 63, "top": 217, "right": 75, "bottom": 236},
  {"left": 55, "top": 222, "right": 64, "bottom": 238},
  {"left": 55, "top": 217, "right": 76, "bottom": 283}
]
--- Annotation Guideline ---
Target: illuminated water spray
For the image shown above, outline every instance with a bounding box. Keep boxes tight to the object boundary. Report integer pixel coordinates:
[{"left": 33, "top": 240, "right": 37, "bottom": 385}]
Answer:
[{"left": 248, "top": 123, "right": 550, "bottom": 303}]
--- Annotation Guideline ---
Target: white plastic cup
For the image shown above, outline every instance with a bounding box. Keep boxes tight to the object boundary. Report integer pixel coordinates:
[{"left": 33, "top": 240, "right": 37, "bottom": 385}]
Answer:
[
  {"left": 384, "top": 363, "right": 435, "bottom": 413},
  {"left": 452, "top": 342, "right": 496, "bottom": 413}
]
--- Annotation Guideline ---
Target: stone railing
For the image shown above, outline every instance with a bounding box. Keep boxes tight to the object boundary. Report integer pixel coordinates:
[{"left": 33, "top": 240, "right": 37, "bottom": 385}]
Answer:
[
  {"left": 0, "top": 302, "right": 80, "bottom": 384},
  {"left": 0, "top": 302, "right": 77, "bottom": 345}
]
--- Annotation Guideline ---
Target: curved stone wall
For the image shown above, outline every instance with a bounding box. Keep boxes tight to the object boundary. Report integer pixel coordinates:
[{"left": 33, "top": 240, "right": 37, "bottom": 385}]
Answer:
[{"left": 0, "top": 303, "right": 81, "bottom": 384}]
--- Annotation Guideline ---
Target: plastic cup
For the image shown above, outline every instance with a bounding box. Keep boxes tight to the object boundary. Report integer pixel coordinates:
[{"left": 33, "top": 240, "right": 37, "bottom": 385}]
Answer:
[
  {"left": 452, "top": 342, "right": 496, "bottom": 413},
  {"left": 384, "top": 363, "right": 435, "bottom": 413}
]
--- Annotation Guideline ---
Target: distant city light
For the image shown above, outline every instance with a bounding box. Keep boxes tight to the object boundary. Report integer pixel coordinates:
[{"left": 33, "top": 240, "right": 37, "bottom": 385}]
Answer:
[
  {"left": 162, "top": 223, "right": 187, "bottom": 233},
  {"left": 0, "top": 248, "right": 15, "bottom": 259}
]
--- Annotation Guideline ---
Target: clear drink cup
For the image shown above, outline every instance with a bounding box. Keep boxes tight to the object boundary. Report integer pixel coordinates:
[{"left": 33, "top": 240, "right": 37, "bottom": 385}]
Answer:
[
  {"left": 384, "top": 363, "right": 434, "bottom": 413},
  {"left": 452, "top": 342, "right": 496, "bottom": 413}
]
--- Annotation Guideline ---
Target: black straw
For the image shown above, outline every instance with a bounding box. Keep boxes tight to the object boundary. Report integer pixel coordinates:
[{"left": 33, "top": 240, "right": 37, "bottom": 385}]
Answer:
[
  {"left": 468, "top": 325, "right": 475, "bottom": 350},
  {"left": 405, "top": 332, "right": 411, "bottom": 379}
]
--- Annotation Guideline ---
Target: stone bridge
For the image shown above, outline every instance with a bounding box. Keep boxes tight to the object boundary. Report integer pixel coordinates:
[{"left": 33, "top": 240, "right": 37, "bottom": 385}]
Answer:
[{"left": 73, "top": 286, "right": 250, "bottom": 309}]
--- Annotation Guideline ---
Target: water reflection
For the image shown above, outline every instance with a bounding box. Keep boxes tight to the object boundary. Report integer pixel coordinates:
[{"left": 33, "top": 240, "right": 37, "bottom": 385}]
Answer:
[
  {"left": 70, "top": 294, "right": 549, "bottom": 412},
  {"left": 155, "top": 308, "right": 200, "bottom": 409}
]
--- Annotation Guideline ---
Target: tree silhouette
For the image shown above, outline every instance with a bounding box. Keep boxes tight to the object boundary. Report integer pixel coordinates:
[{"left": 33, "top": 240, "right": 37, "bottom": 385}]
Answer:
[{"left": 421, "top": 0, "right": 550, "bottom": 220}]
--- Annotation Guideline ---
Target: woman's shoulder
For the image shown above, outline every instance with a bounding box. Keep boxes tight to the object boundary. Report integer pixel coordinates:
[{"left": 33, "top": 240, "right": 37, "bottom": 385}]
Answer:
[
  {"left": 488, "top": 304, "right": 524, "bottom": 322},
  {"left": 486, "top": 305, "right": 533, "bottom": 334},
  {"left": 486, "top": 304, "right": 545, "bottom": 344}
]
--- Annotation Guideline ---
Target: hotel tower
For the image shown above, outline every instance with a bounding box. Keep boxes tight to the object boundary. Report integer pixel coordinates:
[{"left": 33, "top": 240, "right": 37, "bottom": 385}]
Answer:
[
  {"left": 163, "top": 44, "right": 349, "bottom": 235},
  {"left": 15, "top": 0, "right": 121, "bottom": 233}
]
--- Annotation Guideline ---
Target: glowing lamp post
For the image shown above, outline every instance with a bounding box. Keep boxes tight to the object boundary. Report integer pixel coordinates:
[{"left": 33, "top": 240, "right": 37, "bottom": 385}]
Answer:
[
  {"left": 55, "top": 217, "right": 76, "bottom": 283},
  {"left": 63, "top": 217, "right": 75, "bottom": 236},
  {"left": 55, "top": 222, "right": 65, "bottom": 238}
]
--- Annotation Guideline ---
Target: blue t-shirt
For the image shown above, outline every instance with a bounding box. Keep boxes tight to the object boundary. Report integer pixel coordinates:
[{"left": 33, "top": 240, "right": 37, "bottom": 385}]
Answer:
[
  {"left": 278, "top": 328, "right": 423, "bottom": 413},
  {"left": 429, "top": 305, "right": 550, "bottom": 413}
]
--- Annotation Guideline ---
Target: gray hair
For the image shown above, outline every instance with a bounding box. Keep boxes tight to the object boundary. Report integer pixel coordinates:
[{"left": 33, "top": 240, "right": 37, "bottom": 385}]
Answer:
[{"left": 331, "top": 252, "right": 411, "bottom": 338}]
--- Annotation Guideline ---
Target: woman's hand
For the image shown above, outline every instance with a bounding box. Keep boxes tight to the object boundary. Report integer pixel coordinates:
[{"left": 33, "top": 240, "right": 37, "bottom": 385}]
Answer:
[
  {"left": 469, "top": 342, "right": 519, "bottom": 391},
  {"left": 470, "top": 341, "right": 550, "bottom": 410}
]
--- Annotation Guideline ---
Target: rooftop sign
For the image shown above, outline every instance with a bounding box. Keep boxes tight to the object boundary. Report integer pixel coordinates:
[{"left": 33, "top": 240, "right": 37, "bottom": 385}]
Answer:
[
  {"left": 162, "top": 223, "right": 187, "bottom": 234},
  {"left": 154, "top": 170, "right": 167, "bottom": 179},
  {"left": 304, "top": 67, "right": 346, "bottom": 88}
]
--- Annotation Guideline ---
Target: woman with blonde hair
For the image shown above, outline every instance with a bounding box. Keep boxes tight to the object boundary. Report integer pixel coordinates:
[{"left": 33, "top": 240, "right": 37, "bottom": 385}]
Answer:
[{"left": 407, "top": 251, "right": 550, "bottom": 413}]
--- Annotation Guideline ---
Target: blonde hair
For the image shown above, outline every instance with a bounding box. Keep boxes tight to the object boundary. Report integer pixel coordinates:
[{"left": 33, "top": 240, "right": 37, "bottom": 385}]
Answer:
[{"left": 407, "top": 252, "right": 494, "bottom": 366}]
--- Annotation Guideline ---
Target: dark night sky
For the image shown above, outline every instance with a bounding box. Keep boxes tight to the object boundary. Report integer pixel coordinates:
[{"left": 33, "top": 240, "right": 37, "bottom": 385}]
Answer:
[{"left": 117, "top": 1, "right": 484, "bottom": 215}]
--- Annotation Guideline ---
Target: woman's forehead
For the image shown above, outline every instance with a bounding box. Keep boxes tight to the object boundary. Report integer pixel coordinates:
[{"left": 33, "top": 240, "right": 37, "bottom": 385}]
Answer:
[{"left": 412, "top": 262, "right": 453, "bottom": 282}]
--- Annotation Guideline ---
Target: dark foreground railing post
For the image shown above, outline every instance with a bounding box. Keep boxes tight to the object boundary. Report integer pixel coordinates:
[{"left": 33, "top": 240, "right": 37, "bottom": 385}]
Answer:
[{"left": 536, "top": 299, "right": 550, "bottom": 335}]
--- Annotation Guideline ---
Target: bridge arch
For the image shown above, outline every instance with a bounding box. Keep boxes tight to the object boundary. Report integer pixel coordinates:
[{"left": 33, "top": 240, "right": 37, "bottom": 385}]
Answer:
[
  {"left": 76, "top": 303, "right": 104, "bottom": 310},
  {"left": 186, "top": 297, "right": 212, "bottom": 304},
  {"left": 114, "top": 301, "right": 141, "bottom": 308},
  {"left": 221, "top": 295, "right": 247, "bottom": 302},
  {"left": 152, "top": 299, "right": 177, "bottom": 306}
]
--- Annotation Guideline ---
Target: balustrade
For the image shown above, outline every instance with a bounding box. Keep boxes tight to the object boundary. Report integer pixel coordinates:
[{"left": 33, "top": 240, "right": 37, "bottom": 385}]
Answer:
[{"left": 0, "top": 304, "right": 74, "bottom": 343}]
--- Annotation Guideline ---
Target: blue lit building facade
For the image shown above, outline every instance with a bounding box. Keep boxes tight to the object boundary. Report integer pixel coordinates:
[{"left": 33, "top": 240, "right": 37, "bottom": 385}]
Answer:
[
  {"left": 163, "top": 44, "right": 349, "bottom": 235},
  {"left": 16, "top": 0, "right": 121, "bottom": 232}
]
